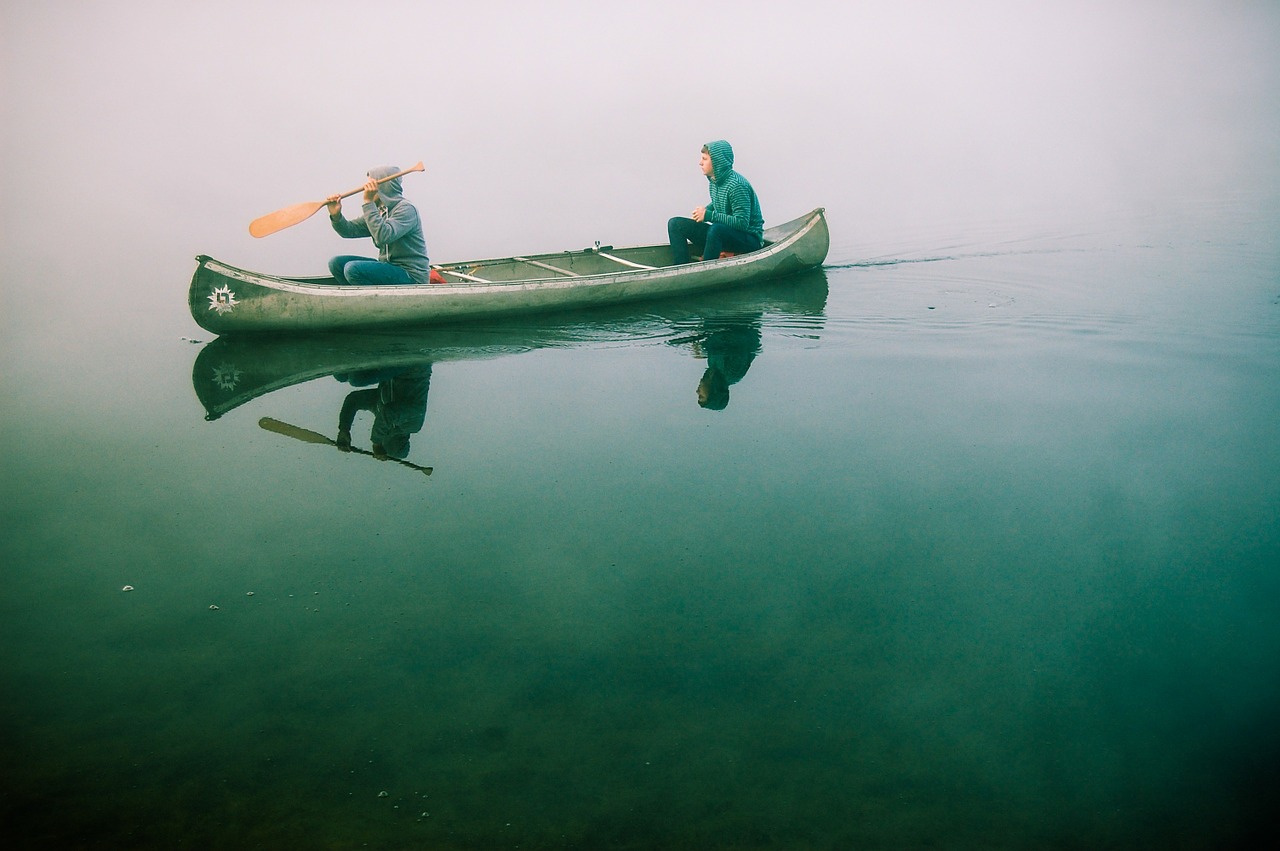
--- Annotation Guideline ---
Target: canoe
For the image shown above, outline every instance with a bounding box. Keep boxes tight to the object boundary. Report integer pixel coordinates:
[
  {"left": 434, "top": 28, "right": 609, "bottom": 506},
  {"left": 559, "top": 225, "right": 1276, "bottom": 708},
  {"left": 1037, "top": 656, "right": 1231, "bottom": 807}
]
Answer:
[
  {"left": 191, "top": 267, "right": 830, "bottom": 419},
  {"left": 189, "top": 207, "right": 828, "bottom": 333}
]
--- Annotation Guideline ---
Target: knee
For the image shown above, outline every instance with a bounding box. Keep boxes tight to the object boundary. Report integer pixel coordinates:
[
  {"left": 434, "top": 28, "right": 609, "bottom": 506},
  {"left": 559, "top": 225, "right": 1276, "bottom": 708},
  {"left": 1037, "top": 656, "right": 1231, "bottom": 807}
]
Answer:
[{"left": 343, "top": 262, "right": 370, "bottom": 285}]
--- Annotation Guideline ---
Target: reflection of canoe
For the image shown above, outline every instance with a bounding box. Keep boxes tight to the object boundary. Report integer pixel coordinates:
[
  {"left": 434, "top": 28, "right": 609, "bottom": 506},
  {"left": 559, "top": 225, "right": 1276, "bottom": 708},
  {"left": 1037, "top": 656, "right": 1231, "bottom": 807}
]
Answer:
[
  {"left": 192, "top": 269, "right": 828, "bottom": 419},
  {"left": 189, "top": 208, "right": 828, "bottom": 333}
]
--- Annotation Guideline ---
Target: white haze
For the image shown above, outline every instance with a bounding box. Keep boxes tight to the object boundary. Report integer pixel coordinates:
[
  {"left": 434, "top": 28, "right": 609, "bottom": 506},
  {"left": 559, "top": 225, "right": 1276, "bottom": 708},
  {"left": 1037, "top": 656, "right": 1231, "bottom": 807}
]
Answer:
[{"left": 1, "top": 0, "right": 1278, "bottom": 325}]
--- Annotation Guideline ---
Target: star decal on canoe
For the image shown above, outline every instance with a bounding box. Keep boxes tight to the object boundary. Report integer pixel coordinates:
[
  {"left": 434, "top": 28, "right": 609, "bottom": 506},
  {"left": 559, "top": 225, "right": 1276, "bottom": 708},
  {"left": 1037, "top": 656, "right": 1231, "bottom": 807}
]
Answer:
[
  {"left": 208, "top": 284, "right": 238, "bottom": 314},
  {"left": 211, "top": 362, "right": 242, "bottom": 391}
]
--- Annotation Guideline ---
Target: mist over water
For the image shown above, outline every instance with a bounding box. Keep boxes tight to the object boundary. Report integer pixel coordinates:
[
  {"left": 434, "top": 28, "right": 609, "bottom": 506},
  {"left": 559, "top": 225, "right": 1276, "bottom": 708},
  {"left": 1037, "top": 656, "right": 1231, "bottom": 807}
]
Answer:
[
  {"left": 2, "top": 2, "right": 1279, "bottom": 849},
  {"left": 4, "top": 2, "right": 1278, "bottom": 283}
]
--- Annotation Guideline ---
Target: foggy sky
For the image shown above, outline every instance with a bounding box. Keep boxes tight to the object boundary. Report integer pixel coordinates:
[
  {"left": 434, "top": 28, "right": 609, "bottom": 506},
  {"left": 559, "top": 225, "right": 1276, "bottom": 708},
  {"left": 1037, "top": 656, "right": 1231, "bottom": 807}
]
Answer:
[{"left": 2, "top": 0, "right": 1278, "bottom": 279}]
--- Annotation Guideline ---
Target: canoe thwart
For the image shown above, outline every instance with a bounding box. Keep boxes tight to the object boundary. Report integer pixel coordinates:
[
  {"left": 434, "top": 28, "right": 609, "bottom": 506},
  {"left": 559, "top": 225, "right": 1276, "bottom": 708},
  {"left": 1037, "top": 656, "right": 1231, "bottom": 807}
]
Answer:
[
  {"left": 594, "top": 250, "right": 656, "bottom": 271},
  {"left": 513, "top": 257, "right": 581, "bottom": 278}
]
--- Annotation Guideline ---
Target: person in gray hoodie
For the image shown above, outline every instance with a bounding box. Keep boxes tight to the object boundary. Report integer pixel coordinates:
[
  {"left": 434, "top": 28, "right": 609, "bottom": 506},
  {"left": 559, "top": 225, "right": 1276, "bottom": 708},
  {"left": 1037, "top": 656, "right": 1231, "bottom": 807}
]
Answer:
[{"left": 326, "top": 165, "right": 431, "bottom": 284}]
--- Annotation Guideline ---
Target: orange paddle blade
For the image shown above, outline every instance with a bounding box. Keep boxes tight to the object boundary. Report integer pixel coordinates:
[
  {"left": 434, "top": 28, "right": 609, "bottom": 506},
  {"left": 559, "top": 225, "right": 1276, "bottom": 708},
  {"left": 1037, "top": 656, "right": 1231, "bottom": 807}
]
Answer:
[{"left": 249, "top": 201, "right": 327, "bottom": 238}]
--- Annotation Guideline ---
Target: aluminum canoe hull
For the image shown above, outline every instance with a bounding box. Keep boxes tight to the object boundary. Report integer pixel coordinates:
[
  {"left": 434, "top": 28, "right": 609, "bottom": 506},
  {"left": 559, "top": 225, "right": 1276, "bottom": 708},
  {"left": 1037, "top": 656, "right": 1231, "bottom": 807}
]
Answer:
[{"left": 189, "top": 208, "right": 828, "bottom": 333}]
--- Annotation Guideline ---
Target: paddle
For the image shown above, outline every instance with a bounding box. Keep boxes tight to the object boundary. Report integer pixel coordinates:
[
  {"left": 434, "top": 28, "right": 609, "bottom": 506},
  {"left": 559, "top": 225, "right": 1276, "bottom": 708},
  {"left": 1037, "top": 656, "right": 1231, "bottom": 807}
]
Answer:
[
  {"left": 258, "top": 417, "right": 433, "bottom": 476},
  {"left": 248, "top": 162, "right": 425, "bottom": 238}
]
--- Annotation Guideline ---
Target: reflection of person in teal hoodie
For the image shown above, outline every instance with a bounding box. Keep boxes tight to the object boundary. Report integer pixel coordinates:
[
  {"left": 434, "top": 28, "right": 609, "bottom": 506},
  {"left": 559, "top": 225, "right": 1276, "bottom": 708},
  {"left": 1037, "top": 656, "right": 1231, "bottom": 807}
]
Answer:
[
  {"left": 692, "top": 319, "right": 762, "bottom": 410},
  {"left": 326, "top": 165, "right": 431, "bottom": 284},
  {"left": 668, "top": 140, "right": 765, "bottom": 265},
  {"left": 335, "top": 364, "right": 432, "bottom": 459}
]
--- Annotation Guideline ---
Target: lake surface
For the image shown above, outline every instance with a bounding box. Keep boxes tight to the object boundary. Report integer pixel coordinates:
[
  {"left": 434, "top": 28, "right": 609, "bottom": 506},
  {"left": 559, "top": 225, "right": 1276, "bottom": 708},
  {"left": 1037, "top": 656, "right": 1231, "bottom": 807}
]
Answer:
[{"left": 3, "top": 3, "right": 1279, "bottom": 849}]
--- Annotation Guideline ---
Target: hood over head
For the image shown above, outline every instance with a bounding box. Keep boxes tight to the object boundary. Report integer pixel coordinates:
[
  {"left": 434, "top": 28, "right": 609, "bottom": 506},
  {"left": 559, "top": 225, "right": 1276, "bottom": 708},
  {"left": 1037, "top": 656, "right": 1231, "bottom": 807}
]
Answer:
[
  {"left": 377, "top": 432, "right": 411, "bottom": 459},
  {"left": 704, "top": 140, "right": 734, "bottom": 182},
  {"left": 698, "top": 367, "right": 731, "bottom": 410},
  {"left": 367, "top": 165, "right": 404, "bottom": 205}
]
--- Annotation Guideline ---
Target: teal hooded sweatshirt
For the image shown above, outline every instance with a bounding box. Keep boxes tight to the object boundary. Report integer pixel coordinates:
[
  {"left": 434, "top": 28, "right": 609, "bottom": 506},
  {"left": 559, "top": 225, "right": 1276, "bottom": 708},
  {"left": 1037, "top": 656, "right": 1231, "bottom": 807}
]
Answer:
[
  {"left": 703, "top": 140, "right": 764, "bottom": 241},
  {"left": 330, "top": 165, "right": 431, "bottom": 283}
]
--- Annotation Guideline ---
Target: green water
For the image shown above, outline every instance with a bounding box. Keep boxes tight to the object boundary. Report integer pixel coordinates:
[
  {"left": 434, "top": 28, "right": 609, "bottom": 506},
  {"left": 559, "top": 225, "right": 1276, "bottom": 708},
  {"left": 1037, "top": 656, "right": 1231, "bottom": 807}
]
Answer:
[{"left": 2, "top": 199, "right": 1278, "bottom": 848}]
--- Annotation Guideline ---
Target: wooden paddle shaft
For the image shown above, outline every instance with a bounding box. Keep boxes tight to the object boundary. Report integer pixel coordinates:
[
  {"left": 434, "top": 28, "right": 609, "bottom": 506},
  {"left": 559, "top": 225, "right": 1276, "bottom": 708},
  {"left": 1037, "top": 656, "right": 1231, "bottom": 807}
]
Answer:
[
  {"left": 332, "top": 161, "right": 426, "bottom": 201},
  {"left": 258, "top": 417, "right": 433, "bottom": 475}
]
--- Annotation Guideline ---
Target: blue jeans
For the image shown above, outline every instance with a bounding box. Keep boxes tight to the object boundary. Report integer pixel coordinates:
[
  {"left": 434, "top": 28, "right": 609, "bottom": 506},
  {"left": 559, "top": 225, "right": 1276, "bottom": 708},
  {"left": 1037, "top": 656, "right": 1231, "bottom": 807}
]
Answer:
[
  {"left": 328, "top": 255, "right": 414, "bottom": 285},
  {"left": 667, "top": 217, "right": 762, "bottom": 264}
]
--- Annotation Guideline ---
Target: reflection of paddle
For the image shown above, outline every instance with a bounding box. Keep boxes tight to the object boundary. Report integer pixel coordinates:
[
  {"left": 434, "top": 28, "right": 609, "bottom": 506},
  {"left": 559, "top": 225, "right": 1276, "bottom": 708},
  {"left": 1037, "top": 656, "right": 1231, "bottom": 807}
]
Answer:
[
  {"left": 258, "top": 417, "right": 433, "bottom": 476},
  {"left": 248, "top": 162, "right": 425, "bottom": 238}
]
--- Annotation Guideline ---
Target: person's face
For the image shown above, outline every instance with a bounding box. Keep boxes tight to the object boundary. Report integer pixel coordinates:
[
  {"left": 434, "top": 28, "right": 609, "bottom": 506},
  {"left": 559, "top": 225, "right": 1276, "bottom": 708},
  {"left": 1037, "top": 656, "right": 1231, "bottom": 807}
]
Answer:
[{"left": 699, "top": 151, "right": 714, "bottom": 177}]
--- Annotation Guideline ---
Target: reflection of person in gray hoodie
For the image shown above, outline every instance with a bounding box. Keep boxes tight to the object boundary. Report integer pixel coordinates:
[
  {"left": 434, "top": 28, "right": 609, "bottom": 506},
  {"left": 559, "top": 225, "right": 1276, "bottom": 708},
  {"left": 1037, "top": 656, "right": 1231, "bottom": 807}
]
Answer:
[
  {"left": 326, "top": 166, "right": 431, "bottom": 284},
  {"left": 335, "top": 364, "right": 432, "bottom": 460}
]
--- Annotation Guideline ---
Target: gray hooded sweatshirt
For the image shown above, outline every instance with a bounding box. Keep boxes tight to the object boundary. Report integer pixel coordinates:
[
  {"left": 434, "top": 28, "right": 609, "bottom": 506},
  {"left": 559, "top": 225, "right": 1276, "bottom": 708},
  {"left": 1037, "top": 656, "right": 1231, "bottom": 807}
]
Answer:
[{"left": 331, "top": 165, "right": 431, "bottom": 283}]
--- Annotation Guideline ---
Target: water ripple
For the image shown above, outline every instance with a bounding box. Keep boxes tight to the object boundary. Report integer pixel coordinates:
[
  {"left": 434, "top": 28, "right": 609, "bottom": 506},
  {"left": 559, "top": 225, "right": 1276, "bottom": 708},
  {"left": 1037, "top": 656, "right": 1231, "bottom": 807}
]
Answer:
[{"left": 825, "top": 246, "right": 1090, "bottom": 270}]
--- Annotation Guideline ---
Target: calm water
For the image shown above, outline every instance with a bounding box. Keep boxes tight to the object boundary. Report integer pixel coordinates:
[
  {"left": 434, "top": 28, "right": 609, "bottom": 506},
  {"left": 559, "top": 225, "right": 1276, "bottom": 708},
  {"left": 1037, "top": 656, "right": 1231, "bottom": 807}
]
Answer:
[{"left": 3, "top": 4, "right": 1280, "bottom": 849}]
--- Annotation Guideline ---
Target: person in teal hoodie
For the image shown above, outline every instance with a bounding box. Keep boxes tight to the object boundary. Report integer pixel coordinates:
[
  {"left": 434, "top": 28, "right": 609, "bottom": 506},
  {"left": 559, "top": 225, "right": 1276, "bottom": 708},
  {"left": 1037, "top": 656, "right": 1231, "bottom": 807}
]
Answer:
[
  {"left": 668, "top": 140, "right": 765, "bottom": 264},
  {"left": 326, "top": 165, "right": 431, "bottom": 284}
]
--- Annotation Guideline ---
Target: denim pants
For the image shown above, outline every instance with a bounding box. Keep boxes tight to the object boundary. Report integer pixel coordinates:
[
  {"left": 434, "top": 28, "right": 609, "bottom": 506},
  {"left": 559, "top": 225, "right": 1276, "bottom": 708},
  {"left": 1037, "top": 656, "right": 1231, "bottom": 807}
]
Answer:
[
  {"left": 328, "top": 255, "right": 414, "bottom": 285},
  {"left": 667, "top": 217, "right": 762, "bottom": 264}
]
